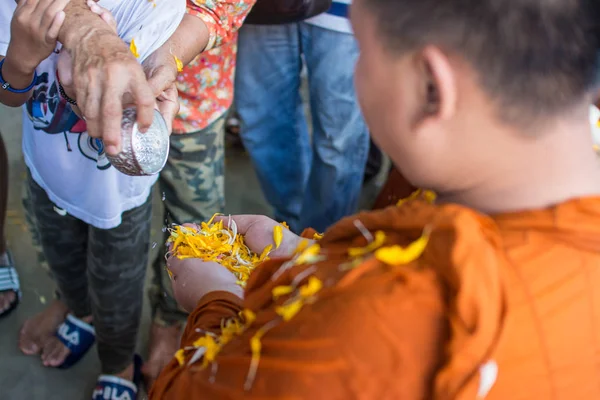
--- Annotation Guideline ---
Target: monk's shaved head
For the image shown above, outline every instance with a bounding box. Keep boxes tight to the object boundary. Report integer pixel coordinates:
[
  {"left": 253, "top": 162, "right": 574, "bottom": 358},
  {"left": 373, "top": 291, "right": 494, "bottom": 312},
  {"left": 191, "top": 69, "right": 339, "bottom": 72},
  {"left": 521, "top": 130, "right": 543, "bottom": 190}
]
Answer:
[{"left": 366, "top": 0, "right": 600, "bottom": 122}]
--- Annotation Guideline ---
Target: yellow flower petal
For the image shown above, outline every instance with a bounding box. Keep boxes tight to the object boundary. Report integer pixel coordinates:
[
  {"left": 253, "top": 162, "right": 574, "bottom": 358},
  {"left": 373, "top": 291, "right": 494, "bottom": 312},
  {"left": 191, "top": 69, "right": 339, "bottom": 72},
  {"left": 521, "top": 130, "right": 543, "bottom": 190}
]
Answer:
[
  {"left": 295, "top": 244, "right": 321, "bottom": 265},
  {"left": 129, "top": 39, "right": 140, "bottom": 58},
  {"left": 174, "top": 349, "right": 185, "bottom": 366},
  {"left": 250, "top": 334, "right": 262, "bottom": 356},
  {"left": 241, "top": 309, "right": 256, "bottom": 325},
  {"left": 423, "top": 190, "right": 437, "bottom": 204},
  {"left": 173, "top": 54, "right": 183, "bottom": 72},
  {"left": 348, "top": 230, "right": 386, "bottom": 257},
  {"left": 374, "top": 229, "right": 430, "bottom": 266},
  {"left": 259, "top": 244, "right": 273, "bottom": 260},
  {"left": 396, "top": 189, "right": 422, "bottom": 207},
  {"left": 275, "top": 298, "right": 304, "bottom": 321},
  {"left": 273, "top": 225, "right": 283, "bottom": 249},
  {"left": 294, "top": 239, "right": 309, "bottom": 254},
  {"left": 298, "top": 276, "right": 322, "bottom": 298},
  {"left": 272, "top": 285, "right": 294, "bottom": 299}
]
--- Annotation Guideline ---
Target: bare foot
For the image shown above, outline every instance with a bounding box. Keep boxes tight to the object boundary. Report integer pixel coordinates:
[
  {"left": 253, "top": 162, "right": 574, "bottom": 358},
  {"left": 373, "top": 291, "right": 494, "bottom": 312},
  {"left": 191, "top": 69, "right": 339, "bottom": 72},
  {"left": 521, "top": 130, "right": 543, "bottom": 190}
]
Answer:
[
  {"left": 115, "top": 362, "right": 134, "bottom": 381},
  {"left": 40, "top": 314, "right": 93, "bottom": 367},
  {"left": 19, "top": 300, "right": 68, "bottom": 355},
  {"left": 0, "top": 290, "right": 16, "bottom": 314},
  {"left": 142, "top": 323, "right": 182, "bottom": 390}
]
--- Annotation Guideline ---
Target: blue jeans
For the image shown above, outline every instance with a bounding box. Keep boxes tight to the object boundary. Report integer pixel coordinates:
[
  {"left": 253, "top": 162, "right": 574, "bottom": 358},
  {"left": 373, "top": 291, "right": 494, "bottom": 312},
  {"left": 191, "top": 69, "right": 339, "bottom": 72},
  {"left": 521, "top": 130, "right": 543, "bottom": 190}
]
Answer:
[{"left": 235, "top": 23, "right": 369, "bottom": 233}]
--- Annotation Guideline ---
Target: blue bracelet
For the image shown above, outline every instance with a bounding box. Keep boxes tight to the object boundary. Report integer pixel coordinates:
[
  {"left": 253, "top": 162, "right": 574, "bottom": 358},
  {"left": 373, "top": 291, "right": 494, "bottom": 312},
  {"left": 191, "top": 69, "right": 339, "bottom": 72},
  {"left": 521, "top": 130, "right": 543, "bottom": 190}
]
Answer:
[{"left": 0, "top": 58, "right": 38, "bottom": 94}]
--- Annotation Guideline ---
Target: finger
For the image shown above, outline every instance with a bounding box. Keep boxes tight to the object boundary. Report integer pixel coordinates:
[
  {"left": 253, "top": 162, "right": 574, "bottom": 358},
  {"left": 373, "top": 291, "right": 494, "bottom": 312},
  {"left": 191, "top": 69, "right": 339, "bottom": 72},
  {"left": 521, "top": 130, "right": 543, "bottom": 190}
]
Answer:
[
  {"left": 214, "top": 215, "right": 267, "bottom": 235},
  {"left": 41, "top": 0, "right": 69, "bottom": 33},
  {"left": 45, "top": 11, "right": 65, "bottom": 41},
  {"left": 147, "top": 67, "right": 176, "bottom": 98},
  {"left": 87, "top": 0, "right": 117, "bottom": 32},
  {"left": 33, "top": 0, "right": 53, "bottom": 25},
  {"left": 156, "top": 96, "right": 179, "bottom": 133},
  {"left": 81, "top": 72, "right": 102, "bottom": 137},
  {"left": 99, "top": 71, "right": 128, "bottom": 154},
  {"left": 15, "top": 0, "right": 30, "bottom": 12},
  {"left": 129, "top": 71, "right": 156, "bottom": 133},
  {"left": 19, "top": 0, "right": 37, "bottom": 12}
]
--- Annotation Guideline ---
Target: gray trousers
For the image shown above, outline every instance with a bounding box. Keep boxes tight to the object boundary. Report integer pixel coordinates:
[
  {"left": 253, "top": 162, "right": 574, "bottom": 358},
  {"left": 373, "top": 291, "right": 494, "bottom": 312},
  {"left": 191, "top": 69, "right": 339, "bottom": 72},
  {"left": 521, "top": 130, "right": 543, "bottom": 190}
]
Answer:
[{"left": 25, "top": 171, "right": 151, "bottom": 374}]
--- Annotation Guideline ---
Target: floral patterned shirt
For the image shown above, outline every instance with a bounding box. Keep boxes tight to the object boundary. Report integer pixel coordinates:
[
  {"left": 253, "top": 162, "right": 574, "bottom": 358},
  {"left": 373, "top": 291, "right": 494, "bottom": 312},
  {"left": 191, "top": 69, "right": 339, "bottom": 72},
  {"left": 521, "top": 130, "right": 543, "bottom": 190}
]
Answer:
[{"left": 174, "top": 0, "right": 254, "bottom": 134}]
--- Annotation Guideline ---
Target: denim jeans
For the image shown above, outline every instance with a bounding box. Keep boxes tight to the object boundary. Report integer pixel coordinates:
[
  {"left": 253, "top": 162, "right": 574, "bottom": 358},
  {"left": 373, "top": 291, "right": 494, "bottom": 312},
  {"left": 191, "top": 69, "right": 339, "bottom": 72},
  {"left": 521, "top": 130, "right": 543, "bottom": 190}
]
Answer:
[{"left": 235, "top": 23, "right": 369, "bottom": 233}]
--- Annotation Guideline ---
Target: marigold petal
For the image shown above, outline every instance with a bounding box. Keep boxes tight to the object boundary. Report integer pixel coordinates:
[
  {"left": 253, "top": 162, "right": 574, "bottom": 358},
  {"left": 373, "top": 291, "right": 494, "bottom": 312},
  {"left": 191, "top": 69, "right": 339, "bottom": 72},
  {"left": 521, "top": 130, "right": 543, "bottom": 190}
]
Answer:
[
  {"left": 241, "top": 309, "right": 256, "bottom": 325},
  {"left": 173, "top": 54, "right": 183, "bottom": 72},
  {"left": 275, "top": 298, "right": 304, "bottom": 321},
  {"left": 272, "top": 285, "right": 294, "bottom": 299},
  {"left": 174, "top": 349, "right": 185, "bottom": 366},
  {"left": 129, "top": 39, "right": 140, "bottom": 58},
  {"left": 374, "top": 229, "right": 430, "bottom": 266},
  {"left": 348, "top": 230, "right": 386, "bottom": 257},
  {"left": 299, "top": 276, "right": 322, "bottom": 298},
  {"left": 273, "top": 225, "right": 283, "bottom": 249}
]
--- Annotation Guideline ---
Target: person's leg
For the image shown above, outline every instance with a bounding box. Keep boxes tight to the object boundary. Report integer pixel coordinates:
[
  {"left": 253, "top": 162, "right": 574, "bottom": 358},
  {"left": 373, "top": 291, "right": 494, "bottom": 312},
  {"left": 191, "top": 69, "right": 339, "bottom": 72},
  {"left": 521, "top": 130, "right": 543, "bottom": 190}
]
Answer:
[
  {"left": 0, "top": 131, "right": 15, "bottom": 313},
  {"left": 18, "top": 171, "right": 90, "bottom": 361},
  {"left": 298, "top": 24, "right": 369, "bottom": 232},
  {"left": 235, "top": 23, "right": 310, "bottom": 232},
  {"left": 88, "top": 195, "right": 152, "bottom": 377},
  {"left": 144, "top": 114, "right": 227, "bottom": 386}
]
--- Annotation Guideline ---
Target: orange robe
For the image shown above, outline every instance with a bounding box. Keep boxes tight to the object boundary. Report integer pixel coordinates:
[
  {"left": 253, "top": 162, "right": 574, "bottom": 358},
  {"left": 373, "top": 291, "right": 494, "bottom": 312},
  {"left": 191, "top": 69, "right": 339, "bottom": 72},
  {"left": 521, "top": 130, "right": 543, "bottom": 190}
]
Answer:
[{"left": 151, "top": 198, "right": 600, "bottom": 399}]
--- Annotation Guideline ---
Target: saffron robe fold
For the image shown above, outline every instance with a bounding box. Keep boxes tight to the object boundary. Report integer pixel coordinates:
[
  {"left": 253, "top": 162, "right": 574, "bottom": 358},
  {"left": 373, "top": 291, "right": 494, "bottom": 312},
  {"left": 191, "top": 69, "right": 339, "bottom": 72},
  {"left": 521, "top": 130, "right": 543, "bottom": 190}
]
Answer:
[{"left": 151, "top": 197, "right": 600, "bottom": 399}]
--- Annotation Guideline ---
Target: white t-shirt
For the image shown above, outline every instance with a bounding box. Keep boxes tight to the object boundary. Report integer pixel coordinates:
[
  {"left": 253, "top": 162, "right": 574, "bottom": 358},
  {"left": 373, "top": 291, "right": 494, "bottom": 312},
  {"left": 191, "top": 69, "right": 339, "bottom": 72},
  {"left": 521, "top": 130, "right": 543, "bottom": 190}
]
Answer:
[
  {"left": 306, "top": 0, "right": 352, "bottom": 34},
  {"left": 0, "top": 0, "right": 185, "bottom": 229}
]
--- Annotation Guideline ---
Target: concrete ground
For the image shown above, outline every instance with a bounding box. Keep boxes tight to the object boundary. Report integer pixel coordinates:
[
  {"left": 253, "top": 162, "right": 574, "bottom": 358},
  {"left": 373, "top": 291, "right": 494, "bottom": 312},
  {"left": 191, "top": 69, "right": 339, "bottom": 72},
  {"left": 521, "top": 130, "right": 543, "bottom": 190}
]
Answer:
[{"left": 0, "top": 104, "right": 385, "bottom": 399}]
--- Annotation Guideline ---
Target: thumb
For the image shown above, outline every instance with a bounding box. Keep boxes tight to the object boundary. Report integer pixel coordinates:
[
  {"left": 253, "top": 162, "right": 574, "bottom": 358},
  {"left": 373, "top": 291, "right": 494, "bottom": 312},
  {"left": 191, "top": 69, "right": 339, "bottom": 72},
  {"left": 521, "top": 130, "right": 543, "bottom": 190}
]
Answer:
[{"left": 147, "top": 67, "right": 176, "bottom": 98}]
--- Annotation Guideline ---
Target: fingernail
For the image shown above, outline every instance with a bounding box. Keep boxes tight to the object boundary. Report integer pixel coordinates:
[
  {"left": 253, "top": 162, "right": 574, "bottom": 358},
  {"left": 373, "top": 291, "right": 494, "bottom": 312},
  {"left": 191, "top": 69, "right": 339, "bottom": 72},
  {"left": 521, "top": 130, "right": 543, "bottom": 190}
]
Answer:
[{"left": 106, "top": 145, "right": 120, "bottom": 155}]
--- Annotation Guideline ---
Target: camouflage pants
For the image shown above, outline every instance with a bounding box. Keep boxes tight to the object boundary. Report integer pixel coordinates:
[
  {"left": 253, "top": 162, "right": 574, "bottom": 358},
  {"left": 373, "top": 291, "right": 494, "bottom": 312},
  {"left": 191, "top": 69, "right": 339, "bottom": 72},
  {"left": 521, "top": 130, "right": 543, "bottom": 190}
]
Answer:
[
  {"left": 24, "top": 171, "right": 152, "bottom": 374},
  {"left": 149, "top": 113, "right": 226, "bottom": 326}
]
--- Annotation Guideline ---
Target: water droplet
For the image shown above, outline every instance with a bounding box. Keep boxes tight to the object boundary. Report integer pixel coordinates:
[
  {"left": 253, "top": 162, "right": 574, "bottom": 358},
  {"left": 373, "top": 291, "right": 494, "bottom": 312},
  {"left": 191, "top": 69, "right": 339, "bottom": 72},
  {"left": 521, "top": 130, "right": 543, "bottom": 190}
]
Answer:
[
  {"left": 152, "top": 242, "right": 157, "bottom": 249},
  {"left": 162, "top": 192, "right": 166, "bottom": 201},
  {"left": 39, "top": 296, "right": 46, "bottom": 304}
]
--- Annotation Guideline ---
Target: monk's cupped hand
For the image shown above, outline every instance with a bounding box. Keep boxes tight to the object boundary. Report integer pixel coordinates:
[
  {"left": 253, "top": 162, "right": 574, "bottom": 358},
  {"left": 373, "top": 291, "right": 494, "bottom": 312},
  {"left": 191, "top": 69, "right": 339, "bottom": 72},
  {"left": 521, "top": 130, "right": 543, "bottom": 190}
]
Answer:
[
  {"left": 166, "top": 255, "right": 243, "bottom": 313},
  {"left": 214, "top": 215, "right": 307, "bottom": 258}
]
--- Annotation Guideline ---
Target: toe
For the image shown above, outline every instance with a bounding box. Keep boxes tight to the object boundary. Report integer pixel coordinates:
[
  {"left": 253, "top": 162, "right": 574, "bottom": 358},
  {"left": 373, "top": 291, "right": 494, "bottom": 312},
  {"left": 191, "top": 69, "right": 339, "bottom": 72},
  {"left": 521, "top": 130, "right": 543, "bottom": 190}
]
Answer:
[
  {"left": 42, "top": 337, "right": 70, "bottom": 367},
  {"left": 19, "top": 322, "right": 40, "bottom": 355}
]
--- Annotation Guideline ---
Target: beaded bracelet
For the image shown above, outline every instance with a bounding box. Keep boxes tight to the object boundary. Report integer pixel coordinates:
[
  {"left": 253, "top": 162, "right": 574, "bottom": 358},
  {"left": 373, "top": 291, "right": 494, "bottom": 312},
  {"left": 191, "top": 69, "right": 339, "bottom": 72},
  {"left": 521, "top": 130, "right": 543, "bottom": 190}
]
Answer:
[
  {"left": 0, "top": 58, "right": 38, "bottom": 94},
  {"left": 56, "top": 70, "right": 78, "bottom": 106}
]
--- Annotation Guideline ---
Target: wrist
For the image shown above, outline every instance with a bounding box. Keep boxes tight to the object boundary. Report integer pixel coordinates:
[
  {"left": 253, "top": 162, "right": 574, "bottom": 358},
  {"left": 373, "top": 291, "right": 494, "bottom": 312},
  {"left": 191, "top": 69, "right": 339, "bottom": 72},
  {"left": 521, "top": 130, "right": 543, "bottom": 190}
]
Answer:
[{"left": 4, "top": 48, "right": 38, "bottom": 76}]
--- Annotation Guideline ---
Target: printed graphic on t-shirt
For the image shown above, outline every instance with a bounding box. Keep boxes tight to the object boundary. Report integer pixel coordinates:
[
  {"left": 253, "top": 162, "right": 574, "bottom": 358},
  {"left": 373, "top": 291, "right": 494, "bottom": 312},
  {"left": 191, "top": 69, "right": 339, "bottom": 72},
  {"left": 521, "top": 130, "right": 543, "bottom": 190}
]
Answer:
[{"left": 25, "top": 72, "right": 111, "bottom": 170}]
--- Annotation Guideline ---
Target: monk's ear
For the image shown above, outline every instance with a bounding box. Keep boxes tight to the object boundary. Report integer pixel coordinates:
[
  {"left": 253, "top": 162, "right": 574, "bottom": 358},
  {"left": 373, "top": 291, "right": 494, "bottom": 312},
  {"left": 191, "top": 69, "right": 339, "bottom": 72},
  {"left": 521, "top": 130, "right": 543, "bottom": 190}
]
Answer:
[{"left": 415, "top": 46, "right": 457, "bottom": 125}]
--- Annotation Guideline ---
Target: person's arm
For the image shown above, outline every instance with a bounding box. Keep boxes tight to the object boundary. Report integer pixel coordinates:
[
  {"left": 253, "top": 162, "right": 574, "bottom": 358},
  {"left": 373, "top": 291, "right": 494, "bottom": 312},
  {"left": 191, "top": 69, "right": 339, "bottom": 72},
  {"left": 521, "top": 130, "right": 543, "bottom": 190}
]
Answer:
[
  {"left": 150, "top": 262, "right": 447, "bottom": 399},
  {"left": 56, "top": 0, "right": 155, "bottom": 155},
  {"left": 144, "top": 0, "right": 256, "bottom": 97},
  {"left": 0, "top": 0, "right": 69, "bottom": 107}
]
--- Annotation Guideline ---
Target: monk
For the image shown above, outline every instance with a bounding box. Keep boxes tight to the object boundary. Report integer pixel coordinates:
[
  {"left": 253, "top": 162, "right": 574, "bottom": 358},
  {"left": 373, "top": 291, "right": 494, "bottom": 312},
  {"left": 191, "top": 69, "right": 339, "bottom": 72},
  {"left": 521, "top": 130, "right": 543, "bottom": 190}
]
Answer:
[{"left": 151, "top": 0, "right": 600, "bottom": 398}]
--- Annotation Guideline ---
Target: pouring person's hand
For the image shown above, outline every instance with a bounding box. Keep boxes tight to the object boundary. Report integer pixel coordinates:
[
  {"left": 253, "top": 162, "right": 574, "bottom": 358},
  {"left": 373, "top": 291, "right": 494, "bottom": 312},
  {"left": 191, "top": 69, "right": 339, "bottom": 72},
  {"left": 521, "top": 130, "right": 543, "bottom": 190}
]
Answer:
[{"left": 65, "top": 2, "right": 154, "bottom": 155}]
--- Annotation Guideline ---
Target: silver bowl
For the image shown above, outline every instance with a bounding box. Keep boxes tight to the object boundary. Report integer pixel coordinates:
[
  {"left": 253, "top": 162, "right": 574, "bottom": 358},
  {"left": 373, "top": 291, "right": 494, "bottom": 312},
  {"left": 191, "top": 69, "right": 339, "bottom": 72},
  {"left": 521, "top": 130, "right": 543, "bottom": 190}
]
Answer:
[{"left": 107, "top": 107, "right": 170, "bottom": 176}]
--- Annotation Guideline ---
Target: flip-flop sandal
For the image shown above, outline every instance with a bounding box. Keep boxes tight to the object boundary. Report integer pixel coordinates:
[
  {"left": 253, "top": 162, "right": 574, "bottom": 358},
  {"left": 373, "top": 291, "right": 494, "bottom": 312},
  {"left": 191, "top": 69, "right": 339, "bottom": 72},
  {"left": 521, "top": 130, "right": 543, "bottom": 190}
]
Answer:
[
  {"left": 55, "top": 314, "right": 96, "bottom": 369},
  {"left": 92, "top": 354, "right": 143, "bottom": 400},
  {"left": 0, "top": 250, "right": 21, "bottom": 319}
]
